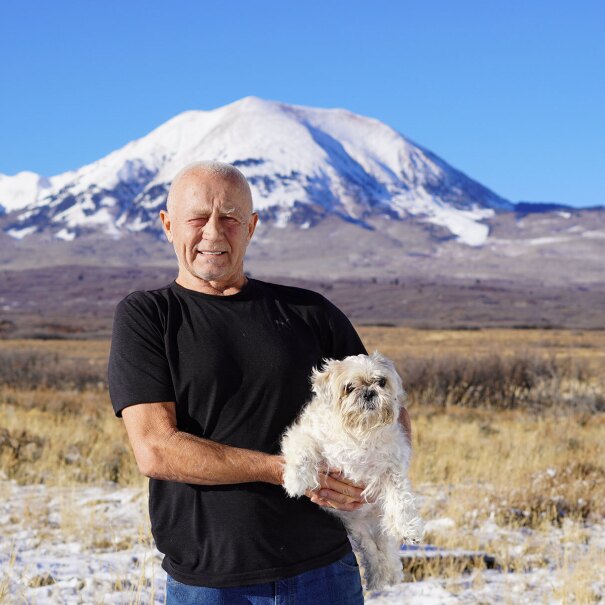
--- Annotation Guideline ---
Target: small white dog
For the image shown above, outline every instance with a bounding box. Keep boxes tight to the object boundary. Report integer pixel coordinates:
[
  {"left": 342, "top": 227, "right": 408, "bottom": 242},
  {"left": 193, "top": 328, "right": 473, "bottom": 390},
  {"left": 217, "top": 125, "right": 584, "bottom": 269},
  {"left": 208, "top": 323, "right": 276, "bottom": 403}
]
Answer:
[{"left": 280, "top": 352, "right": 423, "bottom": 590}]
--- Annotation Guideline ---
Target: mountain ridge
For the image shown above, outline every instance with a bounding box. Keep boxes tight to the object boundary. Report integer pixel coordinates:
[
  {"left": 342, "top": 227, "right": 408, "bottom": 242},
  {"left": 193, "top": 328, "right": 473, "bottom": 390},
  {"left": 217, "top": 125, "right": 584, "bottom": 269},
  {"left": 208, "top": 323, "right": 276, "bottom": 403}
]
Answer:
[{"left": 1, "top": 96, "right": 514, "bottom": 247}]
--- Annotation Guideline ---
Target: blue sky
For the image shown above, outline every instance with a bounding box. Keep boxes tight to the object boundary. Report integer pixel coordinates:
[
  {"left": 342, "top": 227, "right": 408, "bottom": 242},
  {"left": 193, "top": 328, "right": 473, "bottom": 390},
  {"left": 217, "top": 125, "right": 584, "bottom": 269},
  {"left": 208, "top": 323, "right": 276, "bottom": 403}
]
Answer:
[{"left": 1, "top": 0, "right": 603, "bottom": 207}]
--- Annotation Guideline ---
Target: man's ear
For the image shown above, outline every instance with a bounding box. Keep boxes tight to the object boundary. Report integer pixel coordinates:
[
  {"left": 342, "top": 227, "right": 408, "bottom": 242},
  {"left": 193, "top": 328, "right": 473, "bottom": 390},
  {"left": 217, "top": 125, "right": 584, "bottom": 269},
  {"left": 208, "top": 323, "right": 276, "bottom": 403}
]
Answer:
[
  {"left": 247, "top": 212, "right": 259, "bottom": 241},
  {"left": 159, "top": 210, "right": 173, "bottom": 243}
]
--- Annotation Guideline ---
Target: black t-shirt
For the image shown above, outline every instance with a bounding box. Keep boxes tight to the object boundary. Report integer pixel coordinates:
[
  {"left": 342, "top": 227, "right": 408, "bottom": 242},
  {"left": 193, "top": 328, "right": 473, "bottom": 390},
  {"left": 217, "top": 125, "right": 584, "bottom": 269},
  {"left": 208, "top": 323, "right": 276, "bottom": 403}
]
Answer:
[{"left": 108, "top": 278, "right": 367, "bottom": 587}]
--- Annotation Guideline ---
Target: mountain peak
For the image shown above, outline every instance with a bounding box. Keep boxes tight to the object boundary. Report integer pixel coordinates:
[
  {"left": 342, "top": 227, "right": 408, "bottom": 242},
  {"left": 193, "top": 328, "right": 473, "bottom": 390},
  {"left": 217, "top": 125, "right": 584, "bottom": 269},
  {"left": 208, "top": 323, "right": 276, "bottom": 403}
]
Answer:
[
  {"left": 230, "top": 95, "right": 280, "bottom": 109},
  {"left": 1, "top": 97, "right": 512, "bottom": 246}
]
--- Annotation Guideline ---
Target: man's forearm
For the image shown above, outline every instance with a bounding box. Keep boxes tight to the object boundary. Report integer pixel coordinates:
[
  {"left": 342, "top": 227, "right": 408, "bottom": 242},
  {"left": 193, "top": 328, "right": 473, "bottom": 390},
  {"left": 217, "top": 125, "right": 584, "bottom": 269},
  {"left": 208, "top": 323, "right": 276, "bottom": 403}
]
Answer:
[
  {"left": 122, "top": 402, "right": 285, "bottom": 486},
  {"left": 140, "top": 429, "right": 284, "bottom": 485}
]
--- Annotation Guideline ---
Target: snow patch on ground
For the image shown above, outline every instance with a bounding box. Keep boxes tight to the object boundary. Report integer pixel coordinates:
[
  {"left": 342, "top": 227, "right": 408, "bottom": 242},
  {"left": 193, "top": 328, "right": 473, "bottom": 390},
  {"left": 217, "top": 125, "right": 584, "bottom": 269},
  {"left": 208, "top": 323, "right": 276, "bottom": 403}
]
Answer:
[
  {"left": 0, "top": 481, "right": 603, "bottom": 604},
  {"left": 426, "top": 210, "right": 490, "bottom": 246},
  {"left": 0, "top": 482, "right": 165, "bottom": 604}
]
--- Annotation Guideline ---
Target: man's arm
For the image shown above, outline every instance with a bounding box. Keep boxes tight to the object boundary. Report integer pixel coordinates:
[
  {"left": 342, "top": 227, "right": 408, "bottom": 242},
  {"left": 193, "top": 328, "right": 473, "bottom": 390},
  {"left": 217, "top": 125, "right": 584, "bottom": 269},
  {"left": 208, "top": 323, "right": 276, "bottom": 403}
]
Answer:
[
  {"left": 122, "top": 401, "right": 283, "bottom": 485},
  {"left": 121, "top": 401, "right": 367, "bottom": 511}
]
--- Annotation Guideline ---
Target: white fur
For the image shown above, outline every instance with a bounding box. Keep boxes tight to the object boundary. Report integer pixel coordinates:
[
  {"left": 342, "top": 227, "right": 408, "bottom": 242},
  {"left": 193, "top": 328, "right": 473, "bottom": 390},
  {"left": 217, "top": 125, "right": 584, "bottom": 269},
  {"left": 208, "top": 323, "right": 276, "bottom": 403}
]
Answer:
[{"left": 280, "top": 352, "right": 424, "bottom": 591}]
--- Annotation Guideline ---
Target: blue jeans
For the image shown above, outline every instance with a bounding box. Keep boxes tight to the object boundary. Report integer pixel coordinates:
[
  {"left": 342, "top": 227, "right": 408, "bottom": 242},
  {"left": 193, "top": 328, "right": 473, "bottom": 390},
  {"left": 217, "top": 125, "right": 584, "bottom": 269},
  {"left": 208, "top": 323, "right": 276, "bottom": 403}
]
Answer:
[{"left": 165, "top": 550, "right": 364, "bottom": 604}]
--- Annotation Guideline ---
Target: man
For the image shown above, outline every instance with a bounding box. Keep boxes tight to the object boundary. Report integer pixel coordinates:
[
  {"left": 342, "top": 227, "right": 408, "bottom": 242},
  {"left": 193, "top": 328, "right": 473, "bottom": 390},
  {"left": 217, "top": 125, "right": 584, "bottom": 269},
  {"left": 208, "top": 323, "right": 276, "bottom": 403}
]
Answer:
[{"left": 108, "top": 161, "right": 412, "bottom": 603}]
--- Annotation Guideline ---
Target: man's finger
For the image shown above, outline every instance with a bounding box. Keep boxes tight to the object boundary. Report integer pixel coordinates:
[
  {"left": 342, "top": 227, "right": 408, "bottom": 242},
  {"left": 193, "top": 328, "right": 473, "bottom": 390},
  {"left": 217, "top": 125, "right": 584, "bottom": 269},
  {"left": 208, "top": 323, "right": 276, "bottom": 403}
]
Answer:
[
  {"left": 306, "top": 490, "right": 328, "bottom": 507},
  {"left": 320, "top": 475, "right": 365, "bottom": 501},
  {"left": 326, "top": 471, "right": 367, "bottom": 493},
  {"left": 305, "top": 488, "right": 364, "bottom": 512},
  {"left": 318, "top": 487, "right": 362, "bottom": 506},
  {"left": 326, "top": 470, "right": 364, "bottom": 487}
]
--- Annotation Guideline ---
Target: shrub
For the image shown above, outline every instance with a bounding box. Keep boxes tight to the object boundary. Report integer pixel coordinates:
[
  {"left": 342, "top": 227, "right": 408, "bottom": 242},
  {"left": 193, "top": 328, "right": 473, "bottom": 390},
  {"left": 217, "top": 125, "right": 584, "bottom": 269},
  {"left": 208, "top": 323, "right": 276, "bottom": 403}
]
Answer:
[
  {"left": 397, "top": 353, "right": 603, "bottom": 412},
  {"left": 0, "top": 350, "right": 107, "bottom": 391}
]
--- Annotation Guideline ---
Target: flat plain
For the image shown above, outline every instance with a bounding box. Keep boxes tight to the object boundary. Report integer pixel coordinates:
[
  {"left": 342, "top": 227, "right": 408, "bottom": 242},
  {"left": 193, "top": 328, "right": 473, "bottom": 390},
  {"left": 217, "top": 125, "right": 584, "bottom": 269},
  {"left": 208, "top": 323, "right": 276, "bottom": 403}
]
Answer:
[
  {"left": 2, "top": 266, "right": 605, "bottom": 340},
  {"left": 0, "top": 327, "right": 604, "bottom": 603}
]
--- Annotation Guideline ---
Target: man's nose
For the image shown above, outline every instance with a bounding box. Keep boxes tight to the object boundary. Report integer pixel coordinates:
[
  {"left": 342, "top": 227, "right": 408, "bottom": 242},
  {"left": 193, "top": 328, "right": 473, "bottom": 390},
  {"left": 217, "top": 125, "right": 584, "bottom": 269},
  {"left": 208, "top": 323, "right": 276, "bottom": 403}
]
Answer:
[{"left": 202, "top": 213, "right": 224, "bottom": 240}]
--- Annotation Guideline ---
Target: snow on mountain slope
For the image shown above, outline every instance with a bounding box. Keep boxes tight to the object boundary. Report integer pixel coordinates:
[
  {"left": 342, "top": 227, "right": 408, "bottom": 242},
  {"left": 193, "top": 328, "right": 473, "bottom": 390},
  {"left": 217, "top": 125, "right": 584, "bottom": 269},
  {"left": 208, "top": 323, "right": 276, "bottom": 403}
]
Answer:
[
  {"left": 1, "top": 97, "right": 513, "bottom": 246},
  {"left": 0, "top": 172, "right": 52, "bottom": 213}
]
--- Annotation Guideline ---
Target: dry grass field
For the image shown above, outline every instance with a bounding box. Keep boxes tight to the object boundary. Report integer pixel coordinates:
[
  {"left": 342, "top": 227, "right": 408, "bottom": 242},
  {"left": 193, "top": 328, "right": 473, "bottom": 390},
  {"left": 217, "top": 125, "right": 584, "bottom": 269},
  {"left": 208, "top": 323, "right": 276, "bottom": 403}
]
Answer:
[{"left": 0, "top": 328, "right": 604, "bottom": 603}]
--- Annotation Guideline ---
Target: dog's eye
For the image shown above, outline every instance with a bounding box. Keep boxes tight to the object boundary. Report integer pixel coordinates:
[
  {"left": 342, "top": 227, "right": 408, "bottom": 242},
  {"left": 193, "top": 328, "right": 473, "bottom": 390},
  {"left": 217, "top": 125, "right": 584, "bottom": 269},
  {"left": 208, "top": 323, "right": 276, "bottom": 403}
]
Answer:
[
  {"left": 376, "top": 377, "right": 386, "bottom": 388},
  {"left": 345, "top": 383, "right": 355, "bottom": 394}
]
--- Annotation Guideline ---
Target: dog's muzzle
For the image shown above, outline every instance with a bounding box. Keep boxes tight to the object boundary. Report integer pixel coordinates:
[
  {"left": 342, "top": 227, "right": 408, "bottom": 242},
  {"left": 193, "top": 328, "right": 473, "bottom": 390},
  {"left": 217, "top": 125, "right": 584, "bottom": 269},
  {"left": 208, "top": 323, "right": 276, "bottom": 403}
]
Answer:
[{"left": 362, "top": 388, "right": 378, "bottom": 409}]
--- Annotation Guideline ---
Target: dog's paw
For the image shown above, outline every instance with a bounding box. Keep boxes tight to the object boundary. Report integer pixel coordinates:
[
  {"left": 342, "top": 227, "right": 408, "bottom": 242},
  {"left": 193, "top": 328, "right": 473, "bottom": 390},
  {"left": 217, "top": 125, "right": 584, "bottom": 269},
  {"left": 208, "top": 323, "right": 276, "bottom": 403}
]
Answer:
[
  {"left": 386, "top": 565, "right": 404, "bottom": 587},
  {"left": 399, "top": 515, "right": 425, "bottom": 545},
  {"left": 366, "top": 569, "right": 396, "bottom": 591},
  {"left": 365, "top": 577, "right": 383, "bottom": 591},
  {"left": 282, "top": 462, "right": 320, "bottom": 498}
]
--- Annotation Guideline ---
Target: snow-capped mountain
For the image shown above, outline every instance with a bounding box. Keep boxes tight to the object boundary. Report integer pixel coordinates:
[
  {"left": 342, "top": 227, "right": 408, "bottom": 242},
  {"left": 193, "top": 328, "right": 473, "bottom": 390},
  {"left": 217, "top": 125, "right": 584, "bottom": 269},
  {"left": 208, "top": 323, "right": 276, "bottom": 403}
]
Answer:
[
  {"left": 1, "top": 96, "right": 514, "bottom": 246},
  {"left": 0, "top": 172, "right": 53, "bottom": 213}
]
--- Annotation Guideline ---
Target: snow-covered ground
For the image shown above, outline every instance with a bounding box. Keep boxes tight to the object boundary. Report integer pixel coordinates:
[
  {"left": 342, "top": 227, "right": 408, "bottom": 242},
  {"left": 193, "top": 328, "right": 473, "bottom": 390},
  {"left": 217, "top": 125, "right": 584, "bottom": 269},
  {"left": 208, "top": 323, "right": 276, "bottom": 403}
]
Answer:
[{"left": 0, "top": 480, "right": 603, "bottom": 604}]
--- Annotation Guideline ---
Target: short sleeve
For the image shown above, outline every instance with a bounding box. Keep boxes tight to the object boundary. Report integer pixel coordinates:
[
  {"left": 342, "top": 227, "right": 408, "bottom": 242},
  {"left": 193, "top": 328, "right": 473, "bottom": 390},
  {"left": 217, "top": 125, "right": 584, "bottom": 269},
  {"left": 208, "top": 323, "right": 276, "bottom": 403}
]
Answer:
[
  {"left": 108, "top": 294, "right": 176, "bottom": 417},
  {"left": 323, "top": 299, "right": 367, "bottom": 359}
]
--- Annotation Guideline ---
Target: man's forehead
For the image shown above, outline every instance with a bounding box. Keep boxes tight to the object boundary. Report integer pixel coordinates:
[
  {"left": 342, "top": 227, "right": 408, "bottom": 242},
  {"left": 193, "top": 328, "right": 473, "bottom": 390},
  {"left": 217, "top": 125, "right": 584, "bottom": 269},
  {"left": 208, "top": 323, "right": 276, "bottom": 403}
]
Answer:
[
  {"left": 190, "top": 204, "right": 244, "bottom": 216},
  {"left": 172, "top": 173, "right": 252, "bottom": 215}
]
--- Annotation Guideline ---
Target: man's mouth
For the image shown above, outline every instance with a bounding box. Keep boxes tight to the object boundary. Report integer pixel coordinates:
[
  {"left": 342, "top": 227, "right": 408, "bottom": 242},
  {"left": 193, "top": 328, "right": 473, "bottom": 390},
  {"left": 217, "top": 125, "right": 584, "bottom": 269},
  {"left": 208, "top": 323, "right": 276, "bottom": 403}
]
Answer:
[{"left": 199, "top": 251, "right": 227, "bottom": 255}]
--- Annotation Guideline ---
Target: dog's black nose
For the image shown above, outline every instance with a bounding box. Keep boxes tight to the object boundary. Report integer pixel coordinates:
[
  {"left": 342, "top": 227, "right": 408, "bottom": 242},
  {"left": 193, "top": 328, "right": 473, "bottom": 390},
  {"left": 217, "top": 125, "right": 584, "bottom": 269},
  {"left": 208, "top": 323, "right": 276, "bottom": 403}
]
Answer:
[{"left": 363, "top": 389, "right": 376, "bottom": 401}]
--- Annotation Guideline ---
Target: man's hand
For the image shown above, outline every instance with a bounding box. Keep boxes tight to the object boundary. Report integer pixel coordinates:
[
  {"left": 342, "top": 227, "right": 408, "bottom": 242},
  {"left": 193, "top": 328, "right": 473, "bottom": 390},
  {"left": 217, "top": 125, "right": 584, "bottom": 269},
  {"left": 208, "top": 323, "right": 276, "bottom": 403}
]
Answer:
[
  {"left": 305, "top": 469, "right": 369, "bottom": 512},
  {"left": 283, "top": 405, "right": 412, "bottom": 512}
]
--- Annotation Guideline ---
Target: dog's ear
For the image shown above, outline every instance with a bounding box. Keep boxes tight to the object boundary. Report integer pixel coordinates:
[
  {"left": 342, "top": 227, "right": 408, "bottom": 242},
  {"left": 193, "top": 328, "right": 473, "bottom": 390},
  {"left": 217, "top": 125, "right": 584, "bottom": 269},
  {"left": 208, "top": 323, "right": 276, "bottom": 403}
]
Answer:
[
  {"left": 371, "top": 350, "right": 406, "bottom": 401},
  {"left": 311, "top": 358, "right": 340, "bottom": 402}
]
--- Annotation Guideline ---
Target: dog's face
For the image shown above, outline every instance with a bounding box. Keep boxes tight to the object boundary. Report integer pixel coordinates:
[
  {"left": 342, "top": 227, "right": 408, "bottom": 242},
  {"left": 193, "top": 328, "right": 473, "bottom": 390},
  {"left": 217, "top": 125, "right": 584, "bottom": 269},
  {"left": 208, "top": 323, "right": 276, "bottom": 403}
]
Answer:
[{"left": 311, "top": 352, "right": 404, "bottom": 434}]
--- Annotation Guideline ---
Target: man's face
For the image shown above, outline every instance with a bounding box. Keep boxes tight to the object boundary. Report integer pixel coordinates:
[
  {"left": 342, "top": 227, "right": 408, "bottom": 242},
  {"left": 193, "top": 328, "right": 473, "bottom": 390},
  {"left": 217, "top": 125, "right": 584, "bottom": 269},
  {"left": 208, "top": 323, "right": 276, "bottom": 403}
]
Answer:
[{"left": 160, "top": 172, "right": 258, "bottom": 290}]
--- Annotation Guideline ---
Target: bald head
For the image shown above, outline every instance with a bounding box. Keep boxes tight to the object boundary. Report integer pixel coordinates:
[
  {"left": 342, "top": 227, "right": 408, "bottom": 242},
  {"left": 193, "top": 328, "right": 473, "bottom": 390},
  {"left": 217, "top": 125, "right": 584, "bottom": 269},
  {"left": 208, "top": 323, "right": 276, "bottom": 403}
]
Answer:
[
  {"left": 166, "top": 161, "right": 253, "bottom": 215},
  {"left": 159, "top": 160, "right": 259, "bottom": 294}
]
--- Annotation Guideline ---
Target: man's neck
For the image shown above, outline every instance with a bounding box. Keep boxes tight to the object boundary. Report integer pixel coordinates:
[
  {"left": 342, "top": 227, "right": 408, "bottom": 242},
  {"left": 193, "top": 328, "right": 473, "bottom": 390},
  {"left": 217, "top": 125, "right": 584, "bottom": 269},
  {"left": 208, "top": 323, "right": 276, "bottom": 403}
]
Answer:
[{"left": 175, "top": 272, "right": 248, "bottom": 296}]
